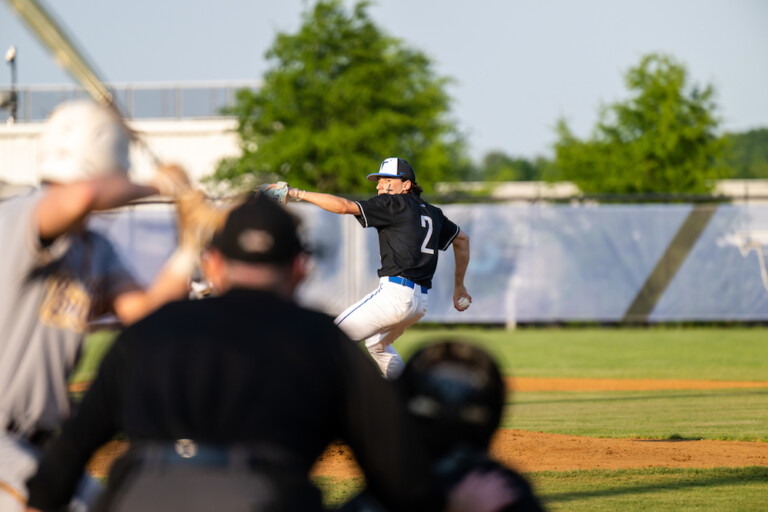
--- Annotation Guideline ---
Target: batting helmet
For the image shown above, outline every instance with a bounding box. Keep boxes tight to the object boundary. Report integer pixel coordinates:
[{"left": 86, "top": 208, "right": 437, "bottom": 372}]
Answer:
[
  {"left": 37, "top": 100, "right": 131, "bottom": 184},
  {"left": 398, "top": 340, "right": 507, "bottom": 453}
]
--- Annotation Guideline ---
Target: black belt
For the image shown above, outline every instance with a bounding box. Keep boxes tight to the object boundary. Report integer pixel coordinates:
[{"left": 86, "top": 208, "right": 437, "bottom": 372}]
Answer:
[
  {"left": 130, "top": 440, "right": 302, "bottom": 471},
  {"left": 388, "top": 276, "right": 428, "bottom": 293}
]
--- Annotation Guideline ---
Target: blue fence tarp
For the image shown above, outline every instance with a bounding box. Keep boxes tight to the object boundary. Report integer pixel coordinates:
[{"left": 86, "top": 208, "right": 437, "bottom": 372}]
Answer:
[{"left": 89, "top": 202, "right": 768, "bottom": 324}]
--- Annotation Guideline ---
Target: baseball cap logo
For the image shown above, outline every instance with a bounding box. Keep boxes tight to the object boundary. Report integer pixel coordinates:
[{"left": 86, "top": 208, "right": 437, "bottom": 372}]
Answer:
[
  {"left": 238, "top": 229, "right": 274, "bottom": 254},
  {"left": 379, "top": 158, "right": 398, "bottom": 176}
]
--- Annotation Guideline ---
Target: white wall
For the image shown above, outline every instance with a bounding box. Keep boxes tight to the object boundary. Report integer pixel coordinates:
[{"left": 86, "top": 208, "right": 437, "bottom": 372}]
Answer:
[{"left": 0, "top": 118, "right": 240, "bottom": 188}]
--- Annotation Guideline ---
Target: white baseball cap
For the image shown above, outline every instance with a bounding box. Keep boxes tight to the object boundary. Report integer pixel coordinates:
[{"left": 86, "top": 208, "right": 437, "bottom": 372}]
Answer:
[
  {"left": 37, "top": 100, "right": 131, "bottom": 184},
  {"left": 366, "top": 157, "right": 417, "bottom": 182}
]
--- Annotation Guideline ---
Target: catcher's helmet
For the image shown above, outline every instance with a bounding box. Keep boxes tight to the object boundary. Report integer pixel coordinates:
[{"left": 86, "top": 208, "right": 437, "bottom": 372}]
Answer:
[
  {"left": 37, "top": 100, "right": 131, "bottom": 184},
  {"left": 398, "top": 340, "right": 506, "bottom": 452}
]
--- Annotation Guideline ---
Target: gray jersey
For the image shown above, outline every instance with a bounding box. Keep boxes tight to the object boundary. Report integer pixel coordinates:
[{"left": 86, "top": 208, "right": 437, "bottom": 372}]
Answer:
[{"left": 0, "top": 189, "right": 138, "bottom": 436}]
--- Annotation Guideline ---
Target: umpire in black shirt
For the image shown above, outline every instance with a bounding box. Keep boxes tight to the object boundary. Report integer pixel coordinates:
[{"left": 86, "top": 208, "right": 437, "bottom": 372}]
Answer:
[{"left": 25, "top": 193, "right": 441, "bottom": 511}]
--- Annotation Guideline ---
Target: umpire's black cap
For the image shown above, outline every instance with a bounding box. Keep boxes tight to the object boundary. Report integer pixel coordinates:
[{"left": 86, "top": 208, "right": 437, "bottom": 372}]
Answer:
[
  {"left": 211, "top": 192, "right": 303, "bottom": 264},
  {"left": 366, "top": 157, "right": 417, "bottom": 183}
]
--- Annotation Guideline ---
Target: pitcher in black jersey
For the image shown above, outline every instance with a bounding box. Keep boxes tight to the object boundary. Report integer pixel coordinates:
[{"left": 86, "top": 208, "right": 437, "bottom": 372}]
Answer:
[{"left": 272, "top": 157, "right": 471, "bottom": 378}]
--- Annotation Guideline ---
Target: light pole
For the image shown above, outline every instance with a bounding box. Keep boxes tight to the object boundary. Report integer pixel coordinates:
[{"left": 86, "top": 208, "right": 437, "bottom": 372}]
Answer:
[{"left": 4, "top": 46, "right": 18, "bottom": 125}]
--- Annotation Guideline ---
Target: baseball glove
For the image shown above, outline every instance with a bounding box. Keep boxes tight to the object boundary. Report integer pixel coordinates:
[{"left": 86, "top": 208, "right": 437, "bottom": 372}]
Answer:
[
  {"left": 164, "top": 191, "right": 242, "bottom": 279},
  {"left": 258, "top": 181, "right": 289, "bottom": 204},
  {"left": 175, "top": 190, "right": 236, "bottom": 252}
]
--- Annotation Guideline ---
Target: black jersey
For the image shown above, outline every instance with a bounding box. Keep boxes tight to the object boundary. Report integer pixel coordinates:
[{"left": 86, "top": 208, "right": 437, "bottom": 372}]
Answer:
[
  {"left": 26, "top": 288, "right": 442, "bottom": 511},
  {"left": 355, "top": 194, "right": 460, "bottom": 289}
]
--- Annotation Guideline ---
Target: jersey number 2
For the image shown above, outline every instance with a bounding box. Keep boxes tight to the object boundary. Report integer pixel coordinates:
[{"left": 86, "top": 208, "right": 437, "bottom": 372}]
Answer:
[{"left": 420, "top": 215, "right": 435, "bottom": 254}]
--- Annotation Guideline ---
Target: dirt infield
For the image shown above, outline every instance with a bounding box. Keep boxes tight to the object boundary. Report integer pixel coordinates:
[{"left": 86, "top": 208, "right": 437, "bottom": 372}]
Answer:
[
  {"left": 86, "top": 377, "right": 768, "bottom": 479},
  {"left": 311, "top": 430, "right": 768, "bottom": 478}
]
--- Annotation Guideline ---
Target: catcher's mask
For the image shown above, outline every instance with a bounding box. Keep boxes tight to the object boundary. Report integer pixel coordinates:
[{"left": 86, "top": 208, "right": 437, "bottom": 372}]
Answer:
[
  {"left": 397, "top": 340, "right": 506, "bottom": 453},
  {"left": 37, "top": 100, "right": 130, "bottom": 184}
]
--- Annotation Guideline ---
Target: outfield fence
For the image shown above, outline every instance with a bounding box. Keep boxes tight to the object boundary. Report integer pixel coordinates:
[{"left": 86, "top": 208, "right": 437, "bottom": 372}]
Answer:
[{"left": 76, "top": 199, "right": 768, "bottom": 326}]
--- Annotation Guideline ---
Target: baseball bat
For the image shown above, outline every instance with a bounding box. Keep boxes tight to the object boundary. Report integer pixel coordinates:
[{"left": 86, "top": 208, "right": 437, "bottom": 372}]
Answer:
[
  {"left": 5, "top": 0, "right": 228, "bottom": 262},
  {"left": 4, "top": 0, "right": 160, "bottom": 164},
  {"left": 4, "top": 0, "right": 113, "bottom": 107}
]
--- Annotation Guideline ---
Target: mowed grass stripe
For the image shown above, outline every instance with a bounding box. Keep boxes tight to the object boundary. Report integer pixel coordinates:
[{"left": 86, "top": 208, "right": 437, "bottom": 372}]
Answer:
[
  {"left": 398, "top": 327, "right": 768, "bottom": 381},
  {"left": 531, "top": 466, "right": 768, "bottom": 512},
  {"left": 509, "top": 377, "right": 768, "bottom": 391},
  {"left": 507, "top": 388, "right": 768, "bottom": 441},
  {"left": 313, "top": 467, "right": 768, "bottom": 512}
]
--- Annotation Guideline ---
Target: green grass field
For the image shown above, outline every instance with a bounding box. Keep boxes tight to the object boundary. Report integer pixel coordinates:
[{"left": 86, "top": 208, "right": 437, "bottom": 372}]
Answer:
[
  {"left": 396, "top": 326, "right": 768, "bottom": 380},
  {"left": 314, "top": 467, "right": 768, "bottom": 511},
  {"left": 74, "top": 326, "right": 768, "bottom": 511}
]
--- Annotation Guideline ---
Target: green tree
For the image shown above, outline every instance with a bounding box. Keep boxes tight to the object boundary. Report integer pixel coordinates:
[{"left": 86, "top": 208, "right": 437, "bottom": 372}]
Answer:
[
  {"left": 479, "top": 151, "right": 554, "bottom": 181},
  {"left": 212, "top": 0, "right": 469, "bottom": 194},
  {"left": 553, "top": 53, "right": 726, "bottom": 196},
  {"left": 720, "top": 128, "right": 768, "bottom": 179}
]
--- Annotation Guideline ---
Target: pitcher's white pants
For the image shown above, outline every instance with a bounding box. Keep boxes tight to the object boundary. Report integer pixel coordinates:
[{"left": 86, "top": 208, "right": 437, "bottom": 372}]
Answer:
[{"left": 335, "top": 277, "right": 428, "bottom": 379}]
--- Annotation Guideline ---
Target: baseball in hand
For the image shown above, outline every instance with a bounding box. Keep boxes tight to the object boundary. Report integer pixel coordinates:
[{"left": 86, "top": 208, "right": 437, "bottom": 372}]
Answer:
[{"left": 457, "top": 297, "right": 471, "bottom": 311}]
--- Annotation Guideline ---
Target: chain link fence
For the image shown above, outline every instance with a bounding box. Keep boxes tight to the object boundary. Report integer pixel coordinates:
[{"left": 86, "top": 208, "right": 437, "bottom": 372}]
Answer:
[{"left": 0, "top": 81, "right": 259, "bottom": 123}]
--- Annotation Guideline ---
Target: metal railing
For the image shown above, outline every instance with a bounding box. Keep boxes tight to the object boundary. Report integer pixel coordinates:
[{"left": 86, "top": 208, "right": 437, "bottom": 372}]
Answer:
[{"left": 0, "top": 80, "right": 260, "bottom": 123}]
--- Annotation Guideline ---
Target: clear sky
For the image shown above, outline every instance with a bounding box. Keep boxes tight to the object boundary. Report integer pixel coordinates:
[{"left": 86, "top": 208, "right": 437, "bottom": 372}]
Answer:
[{"left": 1, "top": 0, "right": 767, "bottom": 161}]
